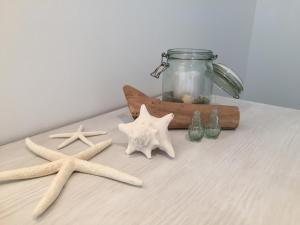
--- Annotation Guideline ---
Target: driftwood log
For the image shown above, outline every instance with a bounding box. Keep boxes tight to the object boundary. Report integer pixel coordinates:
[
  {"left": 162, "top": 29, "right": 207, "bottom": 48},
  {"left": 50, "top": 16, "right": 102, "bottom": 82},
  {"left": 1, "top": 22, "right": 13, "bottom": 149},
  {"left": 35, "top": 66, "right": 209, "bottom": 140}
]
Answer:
[{"left": 123, "top": 85, "right": 240, "bottom": 130}]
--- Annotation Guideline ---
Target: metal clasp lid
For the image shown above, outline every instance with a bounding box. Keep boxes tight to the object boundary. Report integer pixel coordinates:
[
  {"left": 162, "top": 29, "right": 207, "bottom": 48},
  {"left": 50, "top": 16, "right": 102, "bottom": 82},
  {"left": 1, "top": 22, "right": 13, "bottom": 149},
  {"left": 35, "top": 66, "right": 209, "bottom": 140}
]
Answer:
[{"left": 150, "top": 52, "right": 169, "bottom": 79}]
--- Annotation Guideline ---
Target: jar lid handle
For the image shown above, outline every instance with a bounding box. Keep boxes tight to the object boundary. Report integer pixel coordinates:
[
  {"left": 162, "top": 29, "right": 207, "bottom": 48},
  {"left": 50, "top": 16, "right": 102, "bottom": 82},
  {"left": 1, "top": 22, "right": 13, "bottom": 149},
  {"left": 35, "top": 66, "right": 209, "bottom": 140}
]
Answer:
[{"left": 150, "top": 52, "right": 169, "bottom": 79}]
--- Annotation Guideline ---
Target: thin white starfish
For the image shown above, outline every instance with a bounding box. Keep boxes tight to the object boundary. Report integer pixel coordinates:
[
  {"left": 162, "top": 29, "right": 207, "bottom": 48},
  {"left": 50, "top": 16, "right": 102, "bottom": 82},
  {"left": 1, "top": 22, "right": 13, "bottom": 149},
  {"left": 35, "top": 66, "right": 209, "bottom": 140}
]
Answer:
[
  {"left": 0, "top": 138, "right": 143, "bottom": 218},
  {"left": 49, "top": 125, "right": 107, "bottom": 149}
]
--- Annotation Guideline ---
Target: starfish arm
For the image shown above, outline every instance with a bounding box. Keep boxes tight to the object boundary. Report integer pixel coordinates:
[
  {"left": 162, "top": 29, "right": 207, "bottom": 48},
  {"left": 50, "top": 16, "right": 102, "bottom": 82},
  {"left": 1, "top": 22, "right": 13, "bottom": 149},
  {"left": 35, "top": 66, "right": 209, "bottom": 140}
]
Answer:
[
  {"left": 49, "top": 133, "right": 73, "bottom": 138},
  {"left": 26, "top": 138, "right": 66, "bottom": 161},
  {"left": 76, "top": 160, "right": 143, "bottom": 187},
  {"left": 82, "top": 131, "right": 107, "bottom": 136},
  {"left": 75, "top": 139, "right": 112, "bottom": 160},
  {"left": 0, "top": 161, "right": 62, "bottom": 182},
  {"left": 57, "top": 135, "right": 78, "bottom": 149},
  {"left": 77, "top": 125, "right": 84, "bottom": 132},
  {"left": 33, "top": 160, "right": 75, "bottom": 218},
  {"left": 78, "top": 134, "right": 94, "bottom": 147}
]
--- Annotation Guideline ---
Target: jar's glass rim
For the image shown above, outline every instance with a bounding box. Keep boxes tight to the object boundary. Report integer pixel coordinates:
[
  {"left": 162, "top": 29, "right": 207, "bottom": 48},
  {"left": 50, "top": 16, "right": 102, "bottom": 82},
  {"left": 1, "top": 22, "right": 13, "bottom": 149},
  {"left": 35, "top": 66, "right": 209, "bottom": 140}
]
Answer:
[
  {"left": 168, "top": 48, "right": 212, "bottom": 54},
  {"left": 167, "top": 48, "right": 216, "bottom": 60}
]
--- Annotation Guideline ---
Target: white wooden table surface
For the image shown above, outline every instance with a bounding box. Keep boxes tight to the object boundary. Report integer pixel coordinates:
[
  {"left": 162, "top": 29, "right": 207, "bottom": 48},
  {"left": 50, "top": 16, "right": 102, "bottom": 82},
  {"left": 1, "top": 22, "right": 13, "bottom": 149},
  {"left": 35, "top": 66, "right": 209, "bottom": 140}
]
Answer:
[{"left": 1, "top": 96, "right": 300, "bottom": 225}]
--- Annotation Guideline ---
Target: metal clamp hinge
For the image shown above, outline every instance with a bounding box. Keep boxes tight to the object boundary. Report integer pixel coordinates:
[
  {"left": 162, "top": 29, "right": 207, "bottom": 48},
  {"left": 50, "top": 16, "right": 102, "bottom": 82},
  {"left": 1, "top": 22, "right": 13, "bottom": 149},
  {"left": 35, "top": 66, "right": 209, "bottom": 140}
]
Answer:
[{"left": 150, "top": 52, "right": 169, "bottom": 79}]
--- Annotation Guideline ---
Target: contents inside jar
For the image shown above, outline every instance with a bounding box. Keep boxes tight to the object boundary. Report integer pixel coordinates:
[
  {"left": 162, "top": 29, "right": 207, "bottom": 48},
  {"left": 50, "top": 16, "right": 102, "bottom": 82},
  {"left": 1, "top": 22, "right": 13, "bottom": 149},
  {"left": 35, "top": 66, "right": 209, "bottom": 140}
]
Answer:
[
  {"left": 162, "top": 69, "right": 212, "bottom": 104},
  {"left": 163, "top": 91, "right": 210, "bottom": 104}
]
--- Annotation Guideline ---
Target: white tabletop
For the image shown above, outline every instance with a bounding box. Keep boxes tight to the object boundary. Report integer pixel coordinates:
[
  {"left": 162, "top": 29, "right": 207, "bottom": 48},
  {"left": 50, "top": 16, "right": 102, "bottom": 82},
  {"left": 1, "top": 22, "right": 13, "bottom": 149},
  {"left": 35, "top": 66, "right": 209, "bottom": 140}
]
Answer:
[{"left": 1, "top": 96, "right": 300, "bottom": 225}]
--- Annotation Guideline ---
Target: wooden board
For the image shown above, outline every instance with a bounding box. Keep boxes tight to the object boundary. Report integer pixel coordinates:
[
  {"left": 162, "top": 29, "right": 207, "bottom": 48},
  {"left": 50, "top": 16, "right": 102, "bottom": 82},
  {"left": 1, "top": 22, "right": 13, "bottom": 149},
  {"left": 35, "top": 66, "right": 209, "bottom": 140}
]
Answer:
[{"left": 123, "top": 85, "right": 240, "bottom": 129}]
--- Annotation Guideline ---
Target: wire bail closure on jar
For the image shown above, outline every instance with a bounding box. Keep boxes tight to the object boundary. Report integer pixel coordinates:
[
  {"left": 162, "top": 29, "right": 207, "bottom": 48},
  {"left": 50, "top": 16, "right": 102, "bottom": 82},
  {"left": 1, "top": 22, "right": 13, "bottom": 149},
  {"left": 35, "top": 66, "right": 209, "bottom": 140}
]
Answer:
[{"left": 150, "top": 52, "right": 169, "bottom": 79}]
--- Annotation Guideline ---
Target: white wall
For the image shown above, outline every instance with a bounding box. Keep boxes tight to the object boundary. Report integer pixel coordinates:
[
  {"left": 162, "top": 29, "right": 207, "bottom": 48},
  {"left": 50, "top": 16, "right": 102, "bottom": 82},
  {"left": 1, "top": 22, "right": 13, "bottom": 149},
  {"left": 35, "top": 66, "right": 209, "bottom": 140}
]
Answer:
[
  {"left": 0, "top": 0, "right": 257, "bottom": 145},
  {"left": 244, "top": 0, "right": 300, "bottom": 109}
]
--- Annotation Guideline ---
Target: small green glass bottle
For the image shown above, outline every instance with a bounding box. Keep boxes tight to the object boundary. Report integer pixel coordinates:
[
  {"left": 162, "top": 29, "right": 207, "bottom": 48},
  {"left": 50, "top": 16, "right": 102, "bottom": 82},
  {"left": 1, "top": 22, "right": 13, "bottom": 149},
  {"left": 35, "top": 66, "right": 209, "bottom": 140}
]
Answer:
[
  {"left": 205, "top": 108, "right": 221, "bottom": 138},
  {"left": 188, "top": 111, "right": 204, "bottom": 142}
]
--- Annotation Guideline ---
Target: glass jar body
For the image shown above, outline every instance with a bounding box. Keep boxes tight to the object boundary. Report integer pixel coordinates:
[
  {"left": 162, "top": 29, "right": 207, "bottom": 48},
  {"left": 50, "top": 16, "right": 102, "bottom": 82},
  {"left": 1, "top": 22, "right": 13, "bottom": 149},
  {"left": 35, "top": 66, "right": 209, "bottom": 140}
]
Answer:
[{"left": 162, "top": 58, "right": 214, "bottom": 104}]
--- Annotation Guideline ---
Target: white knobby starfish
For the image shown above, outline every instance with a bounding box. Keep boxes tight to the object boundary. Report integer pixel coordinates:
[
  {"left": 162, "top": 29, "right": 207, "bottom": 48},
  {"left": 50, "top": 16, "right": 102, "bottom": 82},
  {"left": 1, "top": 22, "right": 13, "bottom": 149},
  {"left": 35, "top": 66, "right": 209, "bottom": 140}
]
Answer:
[
  {"left": 119, "top": 104, "right": 175, "bottom": 159},
  {"left": 0, "top": 138, "right": 143, "bottom": 218},
  {"left": 49, "top": 125, "right": 107, "bottom": 149}
]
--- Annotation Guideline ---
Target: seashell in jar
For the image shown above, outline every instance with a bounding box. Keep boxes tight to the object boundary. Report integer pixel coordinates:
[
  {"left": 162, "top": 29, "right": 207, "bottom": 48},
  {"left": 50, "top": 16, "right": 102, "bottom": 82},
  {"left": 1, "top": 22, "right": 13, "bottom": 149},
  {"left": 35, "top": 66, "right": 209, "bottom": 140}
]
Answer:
[{"left": 181, "top": 94, "right": 193, "bottom": 104}]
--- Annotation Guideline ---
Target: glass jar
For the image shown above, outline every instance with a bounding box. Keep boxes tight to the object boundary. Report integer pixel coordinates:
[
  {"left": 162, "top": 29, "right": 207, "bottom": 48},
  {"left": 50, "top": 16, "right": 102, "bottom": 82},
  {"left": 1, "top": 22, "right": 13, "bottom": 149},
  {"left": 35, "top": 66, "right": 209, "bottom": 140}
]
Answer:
[{"left": 150, "top": 48, "right": 243, "bottom": 104}]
